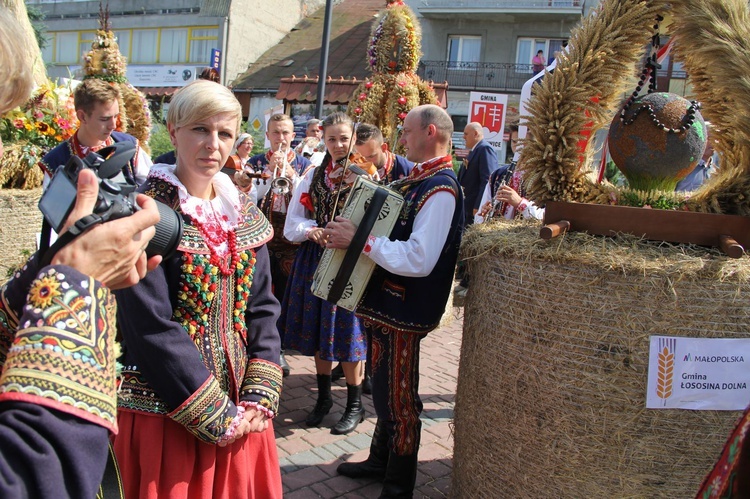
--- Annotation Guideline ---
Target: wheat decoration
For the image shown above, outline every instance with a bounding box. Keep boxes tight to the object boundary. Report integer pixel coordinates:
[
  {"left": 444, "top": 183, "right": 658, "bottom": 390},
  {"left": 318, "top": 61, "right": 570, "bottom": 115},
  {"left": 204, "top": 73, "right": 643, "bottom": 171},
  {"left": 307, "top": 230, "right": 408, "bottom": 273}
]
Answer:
[
  {"left": 656, "top": 346, "right": 674, "bottom": 405},
  {"left": 519, "top": 0, "right": 750, "bottom": 217}
]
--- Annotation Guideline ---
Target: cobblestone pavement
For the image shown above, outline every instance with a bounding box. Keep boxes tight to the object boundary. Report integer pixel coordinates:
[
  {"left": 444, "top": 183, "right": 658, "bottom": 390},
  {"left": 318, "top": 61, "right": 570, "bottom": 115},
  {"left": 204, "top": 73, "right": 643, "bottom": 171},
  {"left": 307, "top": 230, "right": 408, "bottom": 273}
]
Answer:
[{"left": 275, "top": 307, "right": 464, "bottom": 498}]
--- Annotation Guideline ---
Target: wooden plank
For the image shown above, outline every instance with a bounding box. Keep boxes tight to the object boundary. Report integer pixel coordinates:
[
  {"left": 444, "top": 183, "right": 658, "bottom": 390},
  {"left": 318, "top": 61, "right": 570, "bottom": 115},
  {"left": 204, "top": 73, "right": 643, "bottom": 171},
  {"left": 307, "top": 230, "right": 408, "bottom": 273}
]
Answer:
[{"left": 543, "top": 201, "right": 750, "bottom": 252}]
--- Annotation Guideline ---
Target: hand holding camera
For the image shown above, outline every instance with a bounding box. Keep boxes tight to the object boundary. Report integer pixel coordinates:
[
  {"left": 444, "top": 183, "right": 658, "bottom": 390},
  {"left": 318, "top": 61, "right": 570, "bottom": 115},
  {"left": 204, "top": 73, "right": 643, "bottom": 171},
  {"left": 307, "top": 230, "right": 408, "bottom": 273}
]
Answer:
[
  {"left": 39, "top": 142, "right": 184, "bottom": 289},
  {"left": 50, "top": 168, "right": 163, "bottom": 289}
]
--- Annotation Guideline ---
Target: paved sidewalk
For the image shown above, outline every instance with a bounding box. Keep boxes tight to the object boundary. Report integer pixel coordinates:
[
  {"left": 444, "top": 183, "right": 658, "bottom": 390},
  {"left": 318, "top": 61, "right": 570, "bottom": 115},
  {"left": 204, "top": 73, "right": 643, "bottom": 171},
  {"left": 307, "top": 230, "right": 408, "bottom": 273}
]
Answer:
[{"left": 275, "top": 307, "right": 464, "bottom": 498}]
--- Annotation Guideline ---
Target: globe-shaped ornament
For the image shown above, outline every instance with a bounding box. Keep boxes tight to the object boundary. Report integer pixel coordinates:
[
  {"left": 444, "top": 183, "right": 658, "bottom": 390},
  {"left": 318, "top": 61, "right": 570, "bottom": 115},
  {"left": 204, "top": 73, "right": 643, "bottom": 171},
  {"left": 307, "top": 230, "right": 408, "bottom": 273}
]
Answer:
[{"left": 608, "top": 92, "right": 707, "bottom": 192}]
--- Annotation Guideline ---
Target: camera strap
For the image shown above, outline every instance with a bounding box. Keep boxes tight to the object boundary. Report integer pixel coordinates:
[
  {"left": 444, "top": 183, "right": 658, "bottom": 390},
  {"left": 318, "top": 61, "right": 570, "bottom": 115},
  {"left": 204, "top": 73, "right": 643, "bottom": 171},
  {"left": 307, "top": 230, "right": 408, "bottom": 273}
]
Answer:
[{"left": 38, "top": 213, "right": 106, "bottom": 268}]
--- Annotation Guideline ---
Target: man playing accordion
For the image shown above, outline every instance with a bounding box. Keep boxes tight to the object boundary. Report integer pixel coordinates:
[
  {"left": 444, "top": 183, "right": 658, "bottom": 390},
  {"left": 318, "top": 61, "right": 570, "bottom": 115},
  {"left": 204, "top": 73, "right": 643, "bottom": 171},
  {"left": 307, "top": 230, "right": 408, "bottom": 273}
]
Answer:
[{"left": 325, "top": 104, "right": 464, "bottom": 498}]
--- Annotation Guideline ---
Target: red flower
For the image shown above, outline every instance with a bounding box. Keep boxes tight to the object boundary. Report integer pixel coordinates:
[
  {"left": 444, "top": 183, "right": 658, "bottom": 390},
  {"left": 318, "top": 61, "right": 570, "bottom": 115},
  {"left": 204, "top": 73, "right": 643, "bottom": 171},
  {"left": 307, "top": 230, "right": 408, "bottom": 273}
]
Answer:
[
  {"left": 398, "top": 97, "right": 407, "bottom": 105},
  {"left": 365, "top": 82, "right": 374, "bottom": 89},
  {"left": 299, "top": 192, "right": 315, "bottom": 212},
  {"left": 354, "top": 107, "right": 363, "bottom": 115},
  {"left": 398, "top": 112, "right": 407, "bottom": 120},
  {"left": 397, "top": 81, "right": 407, "bottom": 87},
  {"left": 359, "top": 93, "right": 367, "bottom": 101}
]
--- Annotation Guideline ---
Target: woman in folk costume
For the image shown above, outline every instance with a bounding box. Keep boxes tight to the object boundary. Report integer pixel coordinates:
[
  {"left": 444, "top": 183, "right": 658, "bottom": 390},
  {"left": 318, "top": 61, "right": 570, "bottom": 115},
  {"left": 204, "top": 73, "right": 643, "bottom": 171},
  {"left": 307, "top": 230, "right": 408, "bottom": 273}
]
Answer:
[
  {"left": 280, "top": 112, "right": 370, "bottom": 435},
  {"left": 227, "top": 132, "right": 254, "bottom": 172},
  {"left": 112, "top": 80, "right": 283, "bottom": 499}
]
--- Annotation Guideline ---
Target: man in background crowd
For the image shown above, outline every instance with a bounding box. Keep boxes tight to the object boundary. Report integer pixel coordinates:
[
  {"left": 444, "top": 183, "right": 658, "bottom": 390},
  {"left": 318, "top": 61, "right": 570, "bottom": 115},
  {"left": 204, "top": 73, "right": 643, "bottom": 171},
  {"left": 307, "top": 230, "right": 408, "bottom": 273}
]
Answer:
[
  {"left": 454, "top": 122, "right": 498, "bottom": 295},
  {"left": 41, "top": 79, "right": 152, "bottom": 186},
  {"left": 236, "top": 113, "right": 313, "bottom": 377}
]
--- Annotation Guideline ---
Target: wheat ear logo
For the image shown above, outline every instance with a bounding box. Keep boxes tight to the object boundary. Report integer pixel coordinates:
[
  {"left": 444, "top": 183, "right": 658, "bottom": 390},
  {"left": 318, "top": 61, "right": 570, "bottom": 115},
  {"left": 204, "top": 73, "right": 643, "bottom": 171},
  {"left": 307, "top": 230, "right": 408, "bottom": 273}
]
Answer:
[{"left": 656, "top": 338, "right": 676, "bottom": 406}]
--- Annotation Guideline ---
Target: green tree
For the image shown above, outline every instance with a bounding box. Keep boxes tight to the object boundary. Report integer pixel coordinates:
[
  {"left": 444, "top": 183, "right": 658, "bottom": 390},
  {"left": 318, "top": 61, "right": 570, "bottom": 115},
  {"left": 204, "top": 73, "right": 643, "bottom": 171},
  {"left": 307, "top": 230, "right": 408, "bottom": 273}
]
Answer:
[{"left": 26, "top": 5, "right": 49, "bottom": 51}]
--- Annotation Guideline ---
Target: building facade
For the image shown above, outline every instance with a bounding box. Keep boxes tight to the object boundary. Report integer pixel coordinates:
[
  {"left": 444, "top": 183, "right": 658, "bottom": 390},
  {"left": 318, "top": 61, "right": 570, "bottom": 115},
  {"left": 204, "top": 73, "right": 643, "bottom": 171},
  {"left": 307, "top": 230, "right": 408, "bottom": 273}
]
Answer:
[
  {"left": 406, "top": 0, "right": 593, "bottom": 153},
  {"left": 28, "top": 0, "right": 324, "bottom": 95}
]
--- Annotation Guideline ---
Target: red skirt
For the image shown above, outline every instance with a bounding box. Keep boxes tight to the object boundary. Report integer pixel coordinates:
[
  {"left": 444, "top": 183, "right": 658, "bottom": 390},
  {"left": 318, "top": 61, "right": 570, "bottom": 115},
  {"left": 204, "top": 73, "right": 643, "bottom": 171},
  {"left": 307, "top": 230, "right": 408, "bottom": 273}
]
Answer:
[{"left": 113, "top": 410, "right": 282, "bottom": 499}]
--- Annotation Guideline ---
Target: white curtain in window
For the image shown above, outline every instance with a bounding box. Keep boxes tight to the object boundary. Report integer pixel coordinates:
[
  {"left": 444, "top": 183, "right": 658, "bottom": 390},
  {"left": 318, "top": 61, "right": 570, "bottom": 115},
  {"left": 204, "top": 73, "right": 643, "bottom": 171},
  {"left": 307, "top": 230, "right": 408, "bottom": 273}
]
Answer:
[
  {"left": 448, "top": 38, "right": 460, "bottom": 63},
  {"left": 132, "top": 30, "right": 158, "bottom": 64},
  {"left": 516, "top": 39, "right": 532, "bottom": 68},
  {"left": 448, "top": 36, "right": 481, "bottom": 63},
  {"left": 461, "top": 38, "right": 481, "bottom": 63},
  {"left": 548, "top": 40, "right": 564, "bottom": 61},
  {"left": 191, "top": 28, "right": 218, "bottom": 39},
  {"left": 160, "top": 29, "right": 188, "bottom": 64},
  {"left": 189, "top": 39, "right": 212, "bottom": 64},
  {"left": 114, "top": 30, "right": 131, "bottom": 59},
  {"left": 56, "top": 32, "right": 79, "bottom": 64},
  {"left": 41, "top": 37, "right": 54, "bottom": 64}
]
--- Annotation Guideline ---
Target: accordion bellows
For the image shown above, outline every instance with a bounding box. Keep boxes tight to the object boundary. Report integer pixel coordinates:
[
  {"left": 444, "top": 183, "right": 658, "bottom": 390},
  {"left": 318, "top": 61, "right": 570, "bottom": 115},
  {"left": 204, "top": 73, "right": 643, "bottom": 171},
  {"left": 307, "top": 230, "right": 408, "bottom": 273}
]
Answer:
[{"left": 312, "top": 176, "right": 404, "bottom": 311}]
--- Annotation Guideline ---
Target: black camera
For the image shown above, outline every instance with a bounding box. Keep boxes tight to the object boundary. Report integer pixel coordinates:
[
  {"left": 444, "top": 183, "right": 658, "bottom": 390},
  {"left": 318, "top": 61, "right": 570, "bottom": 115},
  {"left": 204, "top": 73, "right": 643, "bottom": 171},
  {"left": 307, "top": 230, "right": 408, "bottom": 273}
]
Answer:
[{"left": 38, "top": 142, "right": 183, "bottom": 259}]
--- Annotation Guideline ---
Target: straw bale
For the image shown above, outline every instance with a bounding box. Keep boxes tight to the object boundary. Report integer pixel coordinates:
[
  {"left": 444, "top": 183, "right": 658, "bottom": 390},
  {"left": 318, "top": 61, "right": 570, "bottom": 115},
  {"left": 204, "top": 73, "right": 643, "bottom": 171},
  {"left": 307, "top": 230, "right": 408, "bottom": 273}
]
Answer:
[
  {"left": 0, "top": 188, "right": 41, "bottom": 282},
  {"left": 452, "top": 220, "right": 750, "bottom": 498}
]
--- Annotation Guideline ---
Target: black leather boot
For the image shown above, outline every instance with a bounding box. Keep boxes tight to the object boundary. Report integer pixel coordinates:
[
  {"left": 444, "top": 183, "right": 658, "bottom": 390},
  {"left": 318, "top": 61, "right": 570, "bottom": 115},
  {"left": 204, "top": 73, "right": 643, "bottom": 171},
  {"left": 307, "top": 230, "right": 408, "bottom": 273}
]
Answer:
[
  {"left": 379, "top": 451, "right": 419, "bottom": 499},
  {"left": 337, "top": 419, "right": 389, "bottom": 479},
  {"left": 305, "top": 374, "right": 333, "bottom": 427},
  {"left": 280, "top": 350, "right": 290, "bottom": 377},
  {"left": 331, "top": 382, "right": 365, "bottom": 435},
  {"left": 362, "top": 360, "right": 372, "bottom": 395},
  {"left": 331, "top": 362, "right": 344, "bottom": 382}
]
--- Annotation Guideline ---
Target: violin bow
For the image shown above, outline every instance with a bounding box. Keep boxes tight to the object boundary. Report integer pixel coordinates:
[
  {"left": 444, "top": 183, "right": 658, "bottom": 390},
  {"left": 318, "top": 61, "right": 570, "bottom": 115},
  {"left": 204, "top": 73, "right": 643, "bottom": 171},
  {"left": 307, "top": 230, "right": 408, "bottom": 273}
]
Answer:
[
  {"left": 331, "top": 120, "right": 361, "bottom": 214},
  {"left": 389, "top": 123, "right": 404, "bottom": 157}
]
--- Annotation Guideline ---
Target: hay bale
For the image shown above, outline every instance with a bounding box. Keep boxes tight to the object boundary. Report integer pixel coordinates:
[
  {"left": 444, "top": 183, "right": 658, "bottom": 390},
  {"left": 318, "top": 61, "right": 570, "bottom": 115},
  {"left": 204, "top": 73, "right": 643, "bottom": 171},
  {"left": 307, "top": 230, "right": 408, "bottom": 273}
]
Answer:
[
  {"left": 452, "top": 220, "right": 749, "bottom": 498},
  {"left": 0, "top": 188, "right": 42, "bottom": 282}
]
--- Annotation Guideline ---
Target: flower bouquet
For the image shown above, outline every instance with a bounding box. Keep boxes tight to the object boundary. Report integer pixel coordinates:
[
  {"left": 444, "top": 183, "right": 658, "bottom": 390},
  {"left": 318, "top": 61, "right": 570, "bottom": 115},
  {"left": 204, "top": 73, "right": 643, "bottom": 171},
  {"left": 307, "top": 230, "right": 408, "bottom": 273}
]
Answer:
[{"left": 0, "top": 80, "right": 77, "bottom": 189}]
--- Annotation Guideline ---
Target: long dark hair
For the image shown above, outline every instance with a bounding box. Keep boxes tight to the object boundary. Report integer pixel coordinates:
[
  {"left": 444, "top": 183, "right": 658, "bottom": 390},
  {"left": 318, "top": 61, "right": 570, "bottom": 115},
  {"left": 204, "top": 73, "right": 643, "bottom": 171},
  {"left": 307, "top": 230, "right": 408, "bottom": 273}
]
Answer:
[{"left": 321, "top": 112, "right": 355, "bottom": 164}]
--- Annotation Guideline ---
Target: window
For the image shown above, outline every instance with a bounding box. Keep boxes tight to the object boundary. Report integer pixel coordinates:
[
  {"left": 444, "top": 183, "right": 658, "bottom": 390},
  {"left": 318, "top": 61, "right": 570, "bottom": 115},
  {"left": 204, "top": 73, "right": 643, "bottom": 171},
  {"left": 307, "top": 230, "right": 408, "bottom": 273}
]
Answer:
[
  {"left": 159, "top": 29, "right": 188, "bottom": 64},
  {"left": 516, "top": 38, "right": 567, "bottom": 72},
  {"left": 114, "top": 30, "right": 130, "bottom": 59},
  {"left": 447, "top": 35, "right": 481, "bottom": 68},
  {"left": 41, "top": 39, "right": 54, "bottom": 65},
  {"left": 131, "top": 29, "right": 158, "bottom": 64},
  {"left": 189, "top": 28, "right": 218, "bottom": 64},
  {"left": 43, "top": 27, "right": 217, "bottom": 65},
  {"left": 55, "top": 32, "right": 79, "bottom": 64}
]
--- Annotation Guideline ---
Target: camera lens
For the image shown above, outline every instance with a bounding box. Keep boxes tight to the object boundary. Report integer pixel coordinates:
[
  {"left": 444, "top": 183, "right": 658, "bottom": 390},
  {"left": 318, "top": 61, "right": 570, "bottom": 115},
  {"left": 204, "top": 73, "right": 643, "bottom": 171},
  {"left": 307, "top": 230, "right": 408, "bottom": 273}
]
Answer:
[{"left": 146, "top": 201, "right": 184, "bottom": 259}]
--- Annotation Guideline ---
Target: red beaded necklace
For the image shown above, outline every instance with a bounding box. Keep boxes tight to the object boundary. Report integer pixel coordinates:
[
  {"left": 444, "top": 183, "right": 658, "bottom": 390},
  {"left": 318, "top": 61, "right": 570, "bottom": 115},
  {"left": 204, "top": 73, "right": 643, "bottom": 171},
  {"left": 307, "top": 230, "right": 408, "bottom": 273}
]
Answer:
[{"left": 189, "top": 215, "right": 240, "bottom": 275}]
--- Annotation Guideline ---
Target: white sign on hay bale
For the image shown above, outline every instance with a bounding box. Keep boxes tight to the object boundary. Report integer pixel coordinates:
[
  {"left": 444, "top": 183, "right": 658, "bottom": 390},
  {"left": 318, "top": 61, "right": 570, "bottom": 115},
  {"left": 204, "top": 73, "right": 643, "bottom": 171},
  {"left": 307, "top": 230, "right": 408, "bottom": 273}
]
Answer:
[{"left": 646, "top": 336, "right": 750, "bottom": 410}]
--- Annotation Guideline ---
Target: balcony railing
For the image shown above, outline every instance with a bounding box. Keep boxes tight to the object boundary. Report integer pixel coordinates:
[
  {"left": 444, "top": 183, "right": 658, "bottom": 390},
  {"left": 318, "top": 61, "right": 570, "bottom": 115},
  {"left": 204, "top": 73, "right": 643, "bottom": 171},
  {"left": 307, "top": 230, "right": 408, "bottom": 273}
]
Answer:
[
  {"left": 419, "top": 0, "right": 583, "bottom": 9},
  {"left": 418, "top": 61, "right": 536, "bottom": 92}
]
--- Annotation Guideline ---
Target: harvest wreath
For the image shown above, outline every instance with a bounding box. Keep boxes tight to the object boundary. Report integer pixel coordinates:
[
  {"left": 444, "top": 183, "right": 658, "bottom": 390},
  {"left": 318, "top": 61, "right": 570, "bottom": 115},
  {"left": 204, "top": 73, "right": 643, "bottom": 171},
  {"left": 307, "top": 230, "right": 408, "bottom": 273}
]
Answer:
[{"left": 519, "top": 0, "right": 750, "bottom": 217}]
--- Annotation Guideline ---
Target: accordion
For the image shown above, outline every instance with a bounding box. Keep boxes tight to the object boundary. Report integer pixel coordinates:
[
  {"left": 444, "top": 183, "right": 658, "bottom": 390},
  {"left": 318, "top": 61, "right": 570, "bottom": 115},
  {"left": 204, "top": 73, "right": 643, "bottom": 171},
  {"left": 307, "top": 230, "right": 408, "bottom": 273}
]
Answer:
[{"left": 311, "top": 176, "right": 405, "bottom": 311}]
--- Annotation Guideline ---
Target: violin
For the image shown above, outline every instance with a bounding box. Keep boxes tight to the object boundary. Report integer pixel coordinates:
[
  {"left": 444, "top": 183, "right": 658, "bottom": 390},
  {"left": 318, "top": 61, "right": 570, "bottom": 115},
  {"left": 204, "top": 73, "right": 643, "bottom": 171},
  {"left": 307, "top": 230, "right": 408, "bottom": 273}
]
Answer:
[
  {"left": 337, "top": 152, "right": 378, "bottom": 177},
  {"left": 223, "top": 154, "right": 243, "bottom": 172},
  {"left": 222, "top": 154, "right": 270, "bottom": 187}
]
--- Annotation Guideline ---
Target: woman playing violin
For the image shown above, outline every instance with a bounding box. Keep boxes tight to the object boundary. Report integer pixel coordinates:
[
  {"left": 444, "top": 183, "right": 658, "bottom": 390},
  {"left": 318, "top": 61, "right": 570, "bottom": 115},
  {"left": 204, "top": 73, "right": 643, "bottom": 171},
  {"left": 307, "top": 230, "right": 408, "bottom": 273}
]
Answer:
[
  {"left": 279, "top": 112, "right": 372, "bottom": 435},
  {"left": 223, "top": 133, "right": 254, "bottom": 177},
  {"left": 231, "top": 133, "right": 254, "bottom": 169}
]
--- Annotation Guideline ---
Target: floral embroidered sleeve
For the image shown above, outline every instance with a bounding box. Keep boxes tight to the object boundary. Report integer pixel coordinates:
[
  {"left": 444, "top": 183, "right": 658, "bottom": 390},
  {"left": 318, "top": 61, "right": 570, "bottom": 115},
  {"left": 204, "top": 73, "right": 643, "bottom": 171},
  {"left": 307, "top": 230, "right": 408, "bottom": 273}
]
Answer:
[
  {"left": 239, "top": 245, "right": 283, "bottom": 417},
  {"left": 0, "top": 255, "right": 42, "bottom": 367},
  {"left": 0, "top": 265, "right": 115, "bottom": 497},
  {"left": 0, "top": 266, "right": 118, "bottom": 432}
]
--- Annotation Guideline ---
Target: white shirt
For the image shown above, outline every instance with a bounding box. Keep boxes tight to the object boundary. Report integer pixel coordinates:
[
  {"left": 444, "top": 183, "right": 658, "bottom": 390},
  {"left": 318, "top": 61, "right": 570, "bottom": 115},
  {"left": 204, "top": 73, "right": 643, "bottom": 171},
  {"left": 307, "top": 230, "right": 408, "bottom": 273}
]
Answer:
[
  {"left": 284, "top": 159, "right": 456, "bottom": 278},
  {"left": 250, "top": 176, "right": 304, "bottom": 208}
]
